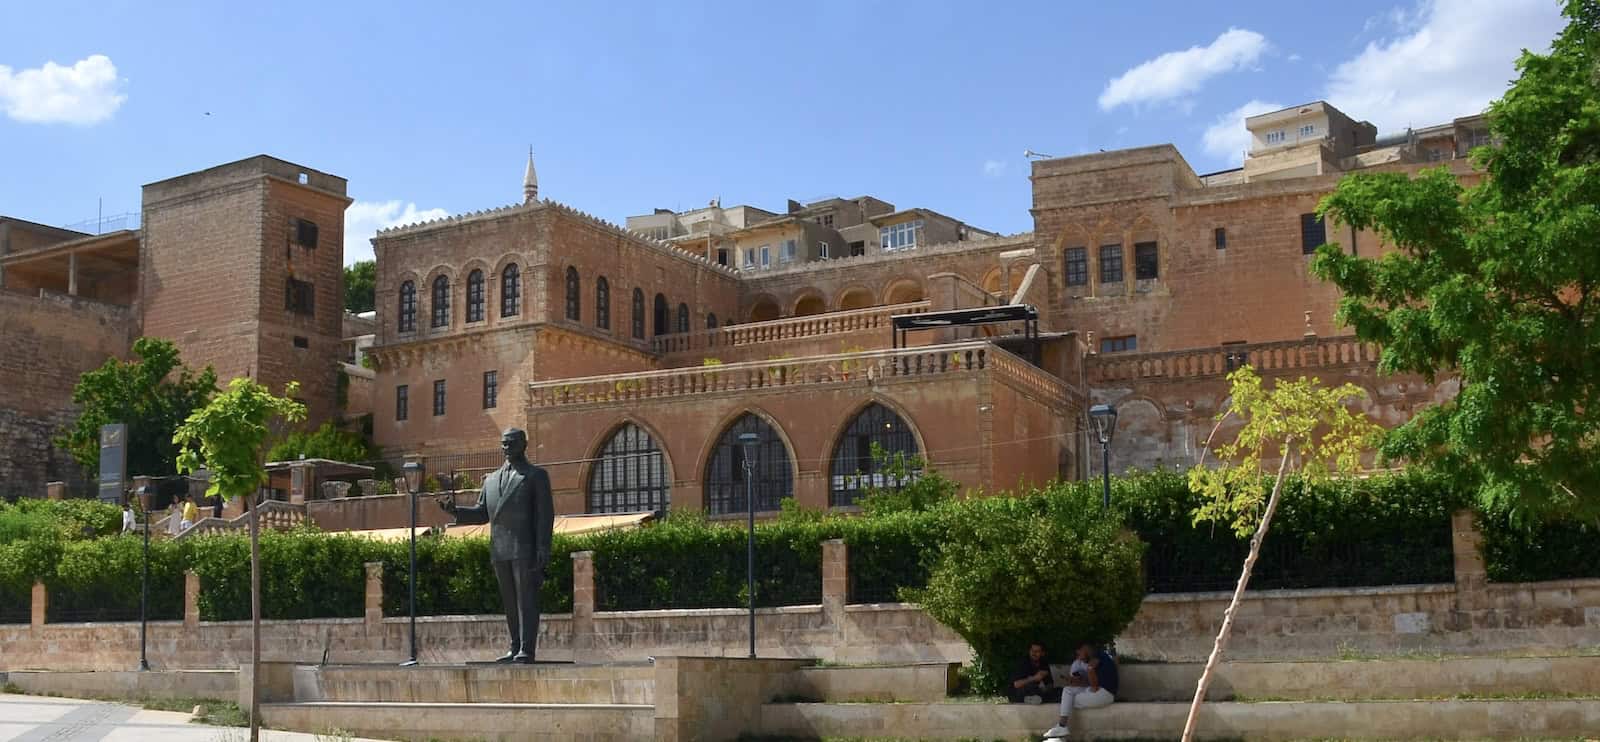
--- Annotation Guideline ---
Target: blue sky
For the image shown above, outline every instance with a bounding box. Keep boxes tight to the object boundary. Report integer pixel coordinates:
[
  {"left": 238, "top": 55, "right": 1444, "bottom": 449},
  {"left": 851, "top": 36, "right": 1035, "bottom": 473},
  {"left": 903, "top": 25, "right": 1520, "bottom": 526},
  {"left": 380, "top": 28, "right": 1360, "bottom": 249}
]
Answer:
[{"left": 0, "top": 0, "right": 1565, "bottom": 265}]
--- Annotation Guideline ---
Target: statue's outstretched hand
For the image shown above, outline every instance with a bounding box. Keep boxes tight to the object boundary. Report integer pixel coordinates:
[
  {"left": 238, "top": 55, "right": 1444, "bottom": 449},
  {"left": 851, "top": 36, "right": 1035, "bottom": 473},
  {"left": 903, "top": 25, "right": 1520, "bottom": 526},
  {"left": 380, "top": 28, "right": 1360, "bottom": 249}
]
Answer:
[{"left": 438, "top": 493, "right": 457, "bottom": 515}]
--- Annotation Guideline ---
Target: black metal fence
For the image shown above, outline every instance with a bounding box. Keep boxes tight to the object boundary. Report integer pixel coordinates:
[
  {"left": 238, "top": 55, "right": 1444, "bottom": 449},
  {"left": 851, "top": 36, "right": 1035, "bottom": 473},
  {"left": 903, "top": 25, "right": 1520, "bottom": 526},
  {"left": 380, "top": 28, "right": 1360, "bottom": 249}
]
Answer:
[
  {"left": 0, "top": 587, "right": 30, "bottom": 624},
  {"left": 1142, "top": 523, "right": 1455, "bottom": 593}
]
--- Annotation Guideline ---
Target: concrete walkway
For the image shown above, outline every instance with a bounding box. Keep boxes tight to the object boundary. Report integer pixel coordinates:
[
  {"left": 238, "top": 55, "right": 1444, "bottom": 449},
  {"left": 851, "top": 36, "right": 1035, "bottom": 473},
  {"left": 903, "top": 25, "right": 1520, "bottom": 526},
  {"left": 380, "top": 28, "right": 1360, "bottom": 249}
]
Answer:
[{"left": 0, "top": 693, "right": 392, "bottom": 742}]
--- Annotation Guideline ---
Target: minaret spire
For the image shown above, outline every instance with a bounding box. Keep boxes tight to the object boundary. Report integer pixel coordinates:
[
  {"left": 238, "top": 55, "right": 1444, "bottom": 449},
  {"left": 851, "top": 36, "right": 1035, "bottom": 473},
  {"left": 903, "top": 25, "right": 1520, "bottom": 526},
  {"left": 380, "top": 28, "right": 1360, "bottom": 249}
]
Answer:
[{"left": 523, "top": 146, "right": 539, "bottom": 203}]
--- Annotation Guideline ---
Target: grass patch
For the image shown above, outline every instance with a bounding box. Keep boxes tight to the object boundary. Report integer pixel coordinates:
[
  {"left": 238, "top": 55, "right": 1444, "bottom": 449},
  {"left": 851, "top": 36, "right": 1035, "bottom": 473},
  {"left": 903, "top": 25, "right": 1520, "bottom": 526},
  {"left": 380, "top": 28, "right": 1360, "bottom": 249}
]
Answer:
[{"left": 1, "top": 682, "right": 22, "bottom": 694}]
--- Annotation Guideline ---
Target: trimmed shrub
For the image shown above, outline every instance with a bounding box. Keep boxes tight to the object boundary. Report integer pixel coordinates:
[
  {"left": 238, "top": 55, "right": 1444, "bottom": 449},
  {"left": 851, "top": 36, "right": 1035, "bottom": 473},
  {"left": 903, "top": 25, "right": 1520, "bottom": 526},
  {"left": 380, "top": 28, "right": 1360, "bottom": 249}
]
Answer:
[{"left": 1480, "top": 510, "right": 1600, "bottom": 582}]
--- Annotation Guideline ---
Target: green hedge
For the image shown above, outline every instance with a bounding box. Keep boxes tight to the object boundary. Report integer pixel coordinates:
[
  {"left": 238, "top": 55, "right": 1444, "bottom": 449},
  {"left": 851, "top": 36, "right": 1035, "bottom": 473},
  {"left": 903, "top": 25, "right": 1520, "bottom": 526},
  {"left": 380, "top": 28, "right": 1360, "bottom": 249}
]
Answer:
[{"left": 1480, "top": 510, "right": 1600, "bottom": 583}]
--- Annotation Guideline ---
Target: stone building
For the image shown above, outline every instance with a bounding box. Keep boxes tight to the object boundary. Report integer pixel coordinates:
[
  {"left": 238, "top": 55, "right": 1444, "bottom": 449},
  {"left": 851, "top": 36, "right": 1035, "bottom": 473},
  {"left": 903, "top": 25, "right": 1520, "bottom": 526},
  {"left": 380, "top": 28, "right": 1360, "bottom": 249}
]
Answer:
[
  {"left": 364, "top": 100, "right": 1483, "bottom": 517},
  {"left": 0, "top": 156, "right": 351, "bottom": 499}
]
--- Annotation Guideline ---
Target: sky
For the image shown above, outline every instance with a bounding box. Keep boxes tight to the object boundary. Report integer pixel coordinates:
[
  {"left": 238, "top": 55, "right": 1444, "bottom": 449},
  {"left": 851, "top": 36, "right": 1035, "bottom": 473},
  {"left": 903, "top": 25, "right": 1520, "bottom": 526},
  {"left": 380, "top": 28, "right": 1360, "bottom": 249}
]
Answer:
[{"left": 0, "top": 0, "right": 1567, "bottom": 265}]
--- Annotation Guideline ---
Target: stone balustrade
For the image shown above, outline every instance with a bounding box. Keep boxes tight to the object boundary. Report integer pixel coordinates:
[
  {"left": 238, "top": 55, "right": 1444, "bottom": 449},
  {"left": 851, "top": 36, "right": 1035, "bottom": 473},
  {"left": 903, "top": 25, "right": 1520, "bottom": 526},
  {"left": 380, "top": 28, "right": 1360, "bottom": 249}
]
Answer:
[
  {"left": 650, "top": 301, "right": 930, "bottom": 355},
  {"left": 1088, "top": 334, "right": 1379, "bottom": 384},
  {"left": 531, "top": 340, "right": 1014, "bottom": 408}
]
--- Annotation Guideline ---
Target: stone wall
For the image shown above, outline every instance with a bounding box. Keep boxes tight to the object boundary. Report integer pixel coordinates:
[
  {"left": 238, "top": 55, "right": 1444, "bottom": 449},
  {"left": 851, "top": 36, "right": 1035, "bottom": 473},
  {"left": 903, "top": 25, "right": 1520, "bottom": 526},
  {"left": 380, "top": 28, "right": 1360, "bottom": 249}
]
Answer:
[{"left": 0, "top": 289, "right": 136, "bottom": 499}]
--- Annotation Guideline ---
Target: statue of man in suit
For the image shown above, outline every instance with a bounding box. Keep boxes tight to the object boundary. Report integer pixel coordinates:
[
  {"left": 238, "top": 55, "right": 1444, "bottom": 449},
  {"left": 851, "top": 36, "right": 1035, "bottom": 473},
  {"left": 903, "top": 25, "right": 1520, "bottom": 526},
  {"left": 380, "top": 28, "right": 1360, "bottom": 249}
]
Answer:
[{"left": 440, "top": 428, "right": 555, "bottom": 663}]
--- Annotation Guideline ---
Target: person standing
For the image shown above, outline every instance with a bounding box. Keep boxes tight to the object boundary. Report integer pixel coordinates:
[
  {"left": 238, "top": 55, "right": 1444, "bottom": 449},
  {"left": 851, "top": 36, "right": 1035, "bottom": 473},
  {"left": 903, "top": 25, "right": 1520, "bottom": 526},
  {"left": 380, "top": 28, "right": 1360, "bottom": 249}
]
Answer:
[
  {"left": 180, "top": 495, "right": 199, "bottom": 531},
  {"left": 121, "top": 503, "right": 136, "bottom": 534},
  {"left": 1043, "top": 641, "right": 1118, "bottom": 738}
]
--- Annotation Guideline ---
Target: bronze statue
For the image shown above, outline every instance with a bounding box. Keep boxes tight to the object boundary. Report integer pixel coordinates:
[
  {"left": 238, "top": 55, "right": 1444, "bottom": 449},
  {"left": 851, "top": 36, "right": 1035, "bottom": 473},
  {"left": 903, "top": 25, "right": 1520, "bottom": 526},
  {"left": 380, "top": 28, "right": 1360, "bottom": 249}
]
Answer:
[{"left": 440, "top": 428, "right": 555, "bottom": 663}]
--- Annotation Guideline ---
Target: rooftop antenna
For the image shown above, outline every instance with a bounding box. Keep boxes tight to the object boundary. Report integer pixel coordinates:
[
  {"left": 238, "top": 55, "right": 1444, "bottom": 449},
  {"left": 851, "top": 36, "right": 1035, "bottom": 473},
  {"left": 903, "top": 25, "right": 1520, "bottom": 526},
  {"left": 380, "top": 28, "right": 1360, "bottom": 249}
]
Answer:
[{"left": 1023, "top": 149, "right": 1054, "bottom": 160}]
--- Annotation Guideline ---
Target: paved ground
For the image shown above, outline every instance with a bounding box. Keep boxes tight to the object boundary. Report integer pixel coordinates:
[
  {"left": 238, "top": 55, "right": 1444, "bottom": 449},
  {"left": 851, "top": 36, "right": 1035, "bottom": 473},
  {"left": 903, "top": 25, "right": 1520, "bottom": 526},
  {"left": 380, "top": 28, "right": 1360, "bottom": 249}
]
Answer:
[{"left": 0, "top": 694, "right": 391, "bottom": 742}]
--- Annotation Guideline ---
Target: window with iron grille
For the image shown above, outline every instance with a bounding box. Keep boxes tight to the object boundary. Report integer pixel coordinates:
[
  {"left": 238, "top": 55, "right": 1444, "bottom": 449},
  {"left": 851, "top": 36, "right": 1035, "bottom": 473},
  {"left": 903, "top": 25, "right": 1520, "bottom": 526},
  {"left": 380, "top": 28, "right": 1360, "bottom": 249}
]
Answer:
[
  {"left": 1301, "top": 213, "right": 1326, "bottom": 254},
  {"left": 395, "top": 385, "right": 409, "bottom": 421},
  {"left": 399, "top": 281, "right": 416, "bottom": 332},
  {"left": 1099, "top": 335, "right": 1137, "bottom": 353},
  {"left": 285, "top": 278, "right": 314, "bottom": 316},
  {"left": 704, "top": 413, "right": 792, "bottom": 515},
  {"left": 587, "top": 423, "right": 671, "bottom": 514},
  {"left": 1135, "top": 242, "right": 1159, "bottom": 280},
  {"left": 564, "top": 267, "right": 580, "bottom": 321},
  {"left": 432, "top": 379, "right": 446, "bottom": 417},
  {"left": 654, "top": 294, "right": 669, "bottom": 336},
  {"left": 1099, "top": 244, "right": 1123, "bottom": 283},
  {"left": 500, "top": 265, "right": 521, "bottom": 317},
  {"left": 482, "top": 370, "right": 498, "bottom": 409},
  {"left": 631, "top": 289, "right": 645, "bottom": 339},
  {"left": 1215, "top": 227, "right": 1227, "bottom": 250},
  {"left": 707, "top": 313, "right": 718, "bottom": 329},
  {"left": 675, "top": 303, "right": 689, "bottom": 334},
  {"left": 466, "top": 270, "right": 485, "bottom": 323},
  {"left": 1064, "top": 247, "right": 1088, "bottom": 286},
  {"left": 431, "top": 275, "right": 450, "bottom": 328},
  {"left": 596, "top": 276, "right": 611, "bottom": 330},
  {"left": 829, "top": 403, "right": 920, "bottom": 507},
  {"left": 293, "top": 218, "right": 319, "bottom": 249}
]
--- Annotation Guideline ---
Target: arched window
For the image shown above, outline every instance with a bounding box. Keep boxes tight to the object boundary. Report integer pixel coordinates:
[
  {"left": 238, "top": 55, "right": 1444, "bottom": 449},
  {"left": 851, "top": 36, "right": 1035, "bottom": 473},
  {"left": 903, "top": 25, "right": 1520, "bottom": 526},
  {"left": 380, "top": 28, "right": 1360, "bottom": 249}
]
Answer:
[
  {"left": 631, "top": 288, "right": 645, "bottom": 339},
  {"left": 653, "top": 293, "right": 669, "bottom": 336},
  {"left": 675, "top": 303, "right": 689, "bottom": 334},
  {"left": 707, "top": 313, "right": 718, "bottom": 329},
  {"left": 596, "top": 276, "right": 611, "bottom": 330},
  {"left": 829, "top": 403, "right": 920, "bottom": 507},
  {"left": 430, "top": 275, "right": 450, "bottom": 328},
  {"left": 565, "top": 267, "right": 581, "bottom": 321},
  {"left": 587, "top": 423, "right": 670, "bottom": 514},
  {"left": 501, "top": 264, "right": 521, "bottom": 317},
  {"left": 466, "top": 269, "right": 485, "bottom": 323},
  {"left": 704, "top": 413, "right": 793, "bottom": 515},
  {"left": 398, "top": 281, "right": 416, "bottom": 332}
]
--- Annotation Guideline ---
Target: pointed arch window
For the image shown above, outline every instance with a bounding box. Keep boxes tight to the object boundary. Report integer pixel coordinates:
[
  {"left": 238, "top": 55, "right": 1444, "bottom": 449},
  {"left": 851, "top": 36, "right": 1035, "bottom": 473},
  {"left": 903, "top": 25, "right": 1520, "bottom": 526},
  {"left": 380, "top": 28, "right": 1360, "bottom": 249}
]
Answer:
[
  {"left": 676, "top": 303, "right": 689, "bottom": 334},
  {"left": 829, "top": 403, "right": 920, "bottom": 507},
  {"left": 596, "top": 276, "right": 611, "bottom": 330},
  {"left": 586, "top": 423, "right": 670, "bottom": 514},
  {"left": 705, "top": 413, "right": 793, "bottom": 515},
  {"left": 466, "top": 269, "right": 485, "bottom": 323},
  {"left": 565, "top": 267, "right": 581, "bottom": 321},
  {"left": 631, "top": 288, "right": 645, "bottom": 339},
  {"left": 398, "top": 280, "right": 416, "bottom": 332},
  {"left": 653, "top": 293, "right": 669, "bottom": 336},
  {"left": 707, "top": 313, "right": 718, "bottom": 329},
  {"left": 501, "top": 264, "right": 521, "bottom": 317},
  {"left": 430, "top": 275, "right": 450, "bottom": 328}
]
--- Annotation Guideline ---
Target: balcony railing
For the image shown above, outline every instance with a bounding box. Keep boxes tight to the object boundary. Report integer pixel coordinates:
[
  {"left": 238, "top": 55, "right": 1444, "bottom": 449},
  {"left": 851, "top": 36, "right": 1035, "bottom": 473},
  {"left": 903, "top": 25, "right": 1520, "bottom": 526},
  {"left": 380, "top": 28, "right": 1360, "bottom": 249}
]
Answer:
[
  {"left": 1088, "top": 335, "right": 1378, "bottom": 384},
  {"left": 651, "top": 301, "right": 930, "bottom": 355},
  {"left": 530, "top": 340, "right": 1068, "bottom": 409}
]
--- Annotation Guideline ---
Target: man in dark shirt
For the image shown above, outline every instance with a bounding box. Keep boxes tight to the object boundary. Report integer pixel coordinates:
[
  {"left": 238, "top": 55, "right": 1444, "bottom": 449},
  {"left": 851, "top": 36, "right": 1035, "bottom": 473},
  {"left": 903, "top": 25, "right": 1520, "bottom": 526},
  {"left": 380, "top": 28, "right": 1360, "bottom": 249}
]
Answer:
[
  {"left": 1044, "top": 641, "right": 1118, "bottom": 738},
  {"left": 1006, "top": 642, "right": 1061, "bottom": 703}
]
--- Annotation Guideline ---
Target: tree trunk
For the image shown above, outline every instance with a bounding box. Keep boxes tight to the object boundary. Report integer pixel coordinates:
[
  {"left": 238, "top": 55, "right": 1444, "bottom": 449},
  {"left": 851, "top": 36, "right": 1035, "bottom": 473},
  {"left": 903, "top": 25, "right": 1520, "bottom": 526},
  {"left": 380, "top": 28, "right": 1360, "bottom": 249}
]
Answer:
[
  {"left": 1180, "top": 443, "right": 1294, "bottom": 742},
  {"left": 249, "top": 487, "right": 262, "bottom": 742}
]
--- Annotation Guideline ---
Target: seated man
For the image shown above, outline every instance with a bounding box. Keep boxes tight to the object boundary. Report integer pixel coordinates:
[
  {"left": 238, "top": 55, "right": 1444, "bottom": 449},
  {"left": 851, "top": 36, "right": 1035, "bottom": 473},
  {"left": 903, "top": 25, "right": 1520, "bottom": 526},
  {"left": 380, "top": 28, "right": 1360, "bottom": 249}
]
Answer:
[
  {"left": 1043, "top": 641, "right": 1117, "bottom": 739},
  {"left": 1006, "top": 641, "right": 1060, "bottom": 703}
]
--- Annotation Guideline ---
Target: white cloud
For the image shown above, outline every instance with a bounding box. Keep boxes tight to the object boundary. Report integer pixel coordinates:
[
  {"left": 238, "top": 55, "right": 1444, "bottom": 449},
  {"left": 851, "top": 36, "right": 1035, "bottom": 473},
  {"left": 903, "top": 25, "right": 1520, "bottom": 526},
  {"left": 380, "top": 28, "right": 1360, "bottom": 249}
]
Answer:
[
  {"left": 1325, "top": 0, "right": 1563, "bottom": 133},
  {"left": 982, "top": 159, "right": 1006, "bottom": 177},
  {"left": 1287, "top": 53, "right": 1303, "bottom": 63},
  {"left": 0, "top": 54, "right": 126, "bottom": 125},
  {"left": 1202, "top": 99, "right": 1285, "bottom": 165},
  {"left": 344, "top": 200, "right": 450, "bottom": 264},
  {"left": 1098, "top": 28, "right": 1269, "bottom": 111}
]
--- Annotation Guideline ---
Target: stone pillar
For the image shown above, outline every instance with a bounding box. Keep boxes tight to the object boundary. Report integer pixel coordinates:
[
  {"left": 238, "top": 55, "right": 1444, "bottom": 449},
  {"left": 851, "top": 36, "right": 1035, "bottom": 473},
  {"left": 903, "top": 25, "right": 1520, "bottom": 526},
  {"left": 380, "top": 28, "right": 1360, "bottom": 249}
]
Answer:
[
  {"left": 364, "top": 562, "right": 384, "bottom": 631},
  {"left": 184, "top": 570, "right": 201, "bottom": 628},
  {"left": 822, "top": 539, "right": 848, "bottom": 657},
  {"left": 571, "top": 550, "right": 596, "bottom": 655},
  {"left": 288, "top": 462, "right": 312, "bottom": 505},
  {"left": 30, "top": 581, "right": 46, "bottom": 628},
  {"left": 1451, "top": 509, "right": 1488, "bottom": 611},
  {"left": 45, "top": 482, "right": 66, "bottom": 500},
  {"left": 67, "top": 252, "right": 78, "bottom": 296}
]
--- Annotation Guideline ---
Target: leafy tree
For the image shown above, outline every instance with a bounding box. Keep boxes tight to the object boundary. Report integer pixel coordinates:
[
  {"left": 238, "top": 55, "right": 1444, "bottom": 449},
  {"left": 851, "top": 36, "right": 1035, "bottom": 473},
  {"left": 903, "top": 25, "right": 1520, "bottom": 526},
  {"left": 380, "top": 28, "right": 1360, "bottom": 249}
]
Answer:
[
  {"left": 910, "top": 489, "right": 1146, "bottom": 695},
  {"left": 1181, "top": 367, "right": 1380, "bottom": 741},
  {"left": 56, "top": 337, "right": 218, "bottom": 477},
  {"left": 265, "top": 421, "right": 376, "bottom": 464},
  {"left": 343, "top": 260, "right": 376, "bottom": 314},
  {"left": 174, "top": 378, "right": 305, "bottom": 741},
  {"left": 1311, "top": 1, "right": 1600, "bottom": 518},
  {"left": 857, "top": 444, "right": 958, "bottom": 515}
]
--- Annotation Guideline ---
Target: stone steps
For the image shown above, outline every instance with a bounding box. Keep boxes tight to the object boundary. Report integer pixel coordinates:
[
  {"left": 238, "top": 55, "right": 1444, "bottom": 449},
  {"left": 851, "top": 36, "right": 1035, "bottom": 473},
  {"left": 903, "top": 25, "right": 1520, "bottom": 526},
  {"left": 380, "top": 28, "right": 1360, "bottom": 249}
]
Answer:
[
  {"left": 259, "top": 701, "right": 654, "bottom": 741},
  {"left": 295, "top": 662, "right": 655, "bottom": 704},
  {"left": 759, "top": 698, "right": 1600, "bottom": 740},
  {"left": 1117, "top": 654, "right": 1600, "bottom": 702}
]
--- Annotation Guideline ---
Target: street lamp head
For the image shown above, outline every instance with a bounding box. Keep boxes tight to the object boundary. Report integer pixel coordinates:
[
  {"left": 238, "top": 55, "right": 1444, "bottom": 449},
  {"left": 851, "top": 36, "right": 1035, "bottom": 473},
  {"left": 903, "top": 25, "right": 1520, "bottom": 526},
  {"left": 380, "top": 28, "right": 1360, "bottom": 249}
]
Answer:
[
  {"left": 133, "top": 485, "right": 154, "bottom": 512},
  {"left": 402, "top": 461, "right": 424, "bottom": 494},
  {"left": 736, "top": 431, "right": 760, "bottom": 451},
  {"left": 1088, "top": 404, "right": 1119, "bottom": 446}
]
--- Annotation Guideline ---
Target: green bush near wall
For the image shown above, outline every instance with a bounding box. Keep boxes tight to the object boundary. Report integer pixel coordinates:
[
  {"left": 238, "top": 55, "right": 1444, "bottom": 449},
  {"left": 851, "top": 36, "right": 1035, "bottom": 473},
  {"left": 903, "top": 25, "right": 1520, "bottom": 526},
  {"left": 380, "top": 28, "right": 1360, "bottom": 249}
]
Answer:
[{"left": 1479, "top": 510, "right": 1600, "bottom": 583}]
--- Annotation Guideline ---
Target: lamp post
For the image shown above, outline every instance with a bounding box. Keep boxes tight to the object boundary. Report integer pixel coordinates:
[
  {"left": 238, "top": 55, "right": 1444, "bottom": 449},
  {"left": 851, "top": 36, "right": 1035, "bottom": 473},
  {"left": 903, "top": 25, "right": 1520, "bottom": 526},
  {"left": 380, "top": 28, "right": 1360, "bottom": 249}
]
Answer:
[
  {"left": 401, "top": 460, "right": 424, "bottom": 667},
  {"left": 1088, "top": 404, "right": 1119, "bottom": 510},
  {"left": 134, "top": 485, "right": 153, "bottom": 671},
  {"left": 737, "top": 431, "right": 761, "bottom": 659}
]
